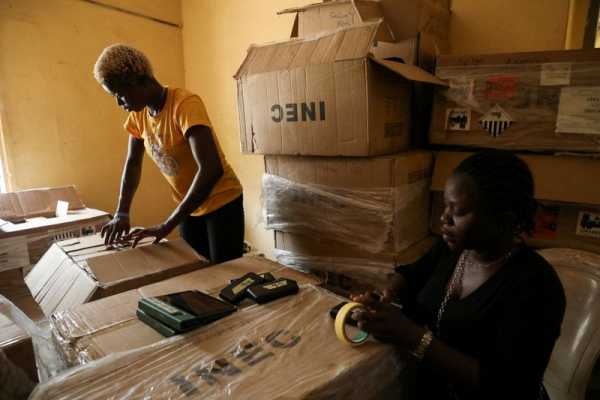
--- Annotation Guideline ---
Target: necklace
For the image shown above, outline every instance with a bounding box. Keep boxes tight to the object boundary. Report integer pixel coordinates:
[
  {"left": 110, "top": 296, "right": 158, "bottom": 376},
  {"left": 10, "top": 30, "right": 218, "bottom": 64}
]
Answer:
[{"left": 435, "top": 247, "right": 516, "bottom": 336}]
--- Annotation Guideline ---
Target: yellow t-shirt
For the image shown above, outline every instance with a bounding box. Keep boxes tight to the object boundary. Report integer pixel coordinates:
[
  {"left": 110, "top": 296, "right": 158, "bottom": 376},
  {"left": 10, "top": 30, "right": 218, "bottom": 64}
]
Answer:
[{"left": 124, "top": 88, "right": 242, "bottom": 217}]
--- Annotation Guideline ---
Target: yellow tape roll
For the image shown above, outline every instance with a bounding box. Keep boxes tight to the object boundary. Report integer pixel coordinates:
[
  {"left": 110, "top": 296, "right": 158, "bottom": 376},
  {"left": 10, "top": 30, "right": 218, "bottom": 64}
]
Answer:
[{"left": 334, "top": 302, "right": 369, "bottom": 346}]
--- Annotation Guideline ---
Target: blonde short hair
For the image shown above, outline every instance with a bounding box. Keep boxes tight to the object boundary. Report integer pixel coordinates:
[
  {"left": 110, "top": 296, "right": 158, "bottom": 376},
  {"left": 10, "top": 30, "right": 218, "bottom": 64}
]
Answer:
[{"left": 93, "top": 44, "right": 153, "bottom": 88}]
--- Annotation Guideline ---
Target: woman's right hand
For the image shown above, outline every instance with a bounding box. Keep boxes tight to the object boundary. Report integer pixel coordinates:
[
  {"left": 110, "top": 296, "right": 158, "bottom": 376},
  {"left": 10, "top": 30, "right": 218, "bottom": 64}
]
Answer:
[
  {"left": 380, "top": 273, "right": 406, "bottom": 303},
  {"left": 351, "top": 273, "right": 406, "bottom": 305},
  {"left": 100, "top": 214, "right": 131, "bottom": 245}
]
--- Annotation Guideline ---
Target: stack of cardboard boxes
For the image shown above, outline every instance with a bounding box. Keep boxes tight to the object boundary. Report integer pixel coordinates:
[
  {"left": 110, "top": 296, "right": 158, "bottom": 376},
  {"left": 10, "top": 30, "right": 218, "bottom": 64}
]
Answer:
[
  {"left": 0, "top": 186, "right": 109, "bottom": 303},
  {"left": 0, "top": 185, "right": 109, "bottom": 382},
  {"left": 427, "top": 48, "right": 600, "bottom": 255},
  {"left": 235, "top": 0, "right": 450, "bottom": 292}
]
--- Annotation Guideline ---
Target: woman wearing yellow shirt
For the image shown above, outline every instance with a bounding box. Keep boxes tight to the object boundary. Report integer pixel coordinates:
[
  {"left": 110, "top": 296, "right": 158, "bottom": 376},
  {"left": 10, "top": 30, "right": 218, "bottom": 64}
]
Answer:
[{"left": 94, "top": 44, "right": 244, "bottom": 263}]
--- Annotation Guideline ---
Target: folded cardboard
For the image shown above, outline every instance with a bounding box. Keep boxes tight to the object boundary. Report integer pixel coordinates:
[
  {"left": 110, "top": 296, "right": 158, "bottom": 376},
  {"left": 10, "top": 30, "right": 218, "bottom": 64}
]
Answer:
[
  {"left": 279, "top": 0, "right": 395, "bottom": 42},
  {"left": 429, "top": 49, "right": 600, "bottom": 152},
  {"left": 33, "top": 285, "right": 400, "bottom": 400},
  {"left": 235, "top": 21, "right": 446, "bottom": 156},
  {"left": 281, "top": 0, "right": 451, "bottom": 71},
  {"left": 50, "top": 256, "right": 320, "bottom": 366},
  {"left": 378, "top": 0, "right": 451, "bottom": 51},
  {"left": 264, "top": 151, "right": 433, "bottom": 255},
  {"left": 0, "top": 294, "right": 44, "bottom": 383},
  {"left": 274, "top": 231, "right": 435, "bottom": 287},
  {"left": 431, "top": 151, "right": 600, "bottom": 253},
  {"left": 0, "top": 186, "right": 85, "bottom": 222},
  {"left": 25, "top": 235, "right": 209, "bottom": 317},
  {"left": 0, "top": 208, "right": 109, "bottom": 274}
]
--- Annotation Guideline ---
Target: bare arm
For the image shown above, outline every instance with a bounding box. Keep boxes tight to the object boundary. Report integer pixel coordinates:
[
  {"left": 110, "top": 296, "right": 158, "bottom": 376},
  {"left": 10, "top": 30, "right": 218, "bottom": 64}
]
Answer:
[
  {"left": 163, "top": 125, "right": 223, "bottom": 229},
  {"left": 128, "top": 125, "right": 223, "bottom": 246},
  {"left": 101, "top": 136, "right": 144, "bottom": 244}
]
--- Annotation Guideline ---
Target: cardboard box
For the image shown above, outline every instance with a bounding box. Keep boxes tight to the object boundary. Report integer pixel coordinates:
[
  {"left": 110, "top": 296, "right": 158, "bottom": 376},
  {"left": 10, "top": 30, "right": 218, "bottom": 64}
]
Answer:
[
  {"left": 430, "top": 151, "right": 600, "bottom": 253},
  {"left": 264, "top": 151, "right": 433, "bottom": 255},
  {"left": 50, "top": 256, "right": 320, "bottom": 366},
  {"left": 0, "top": 208, "right": 110, "bottom": 275},
  {"left": 25, "top": 235, "right": 209, "bottom": 317},
  {"left": 33, "top": 285, "right": 400, "bottom": 400},
  {"left": 0, "top": 294, "right": 44, "bottom": 383},
  {"left": 235, "top": 21, "right": 446, "bottom": 156},
  {"left": 379, "top": 0, "right": 451, "bottom": 49},
  {"left": 280, "top": 0, "right": 451, "bottom": 71},
  {"left": 0, "top": 186, "right": 85, "bottom": 222},
  {"left": 429, "top": 49, "right": 600, "bottom": 152},
  {"left": 279, "top": 0, "right": 396, "bottom": 42},
  {"left": 274, "top": 231, "right": 435, "bottom": 287}
]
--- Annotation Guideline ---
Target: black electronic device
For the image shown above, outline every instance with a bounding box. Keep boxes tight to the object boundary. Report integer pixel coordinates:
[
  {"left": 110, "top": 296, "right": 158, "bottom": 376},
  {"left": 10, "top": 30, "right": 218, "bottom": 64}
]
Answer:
[
  {"left": 138, "top": 290, "right": 236, "bottom": 331},
  {"left": 246, "top": 278, "right": 299, "bottom": 304},
  {"left": 219, "top": 272, "right": 265, "bottom": 304}
]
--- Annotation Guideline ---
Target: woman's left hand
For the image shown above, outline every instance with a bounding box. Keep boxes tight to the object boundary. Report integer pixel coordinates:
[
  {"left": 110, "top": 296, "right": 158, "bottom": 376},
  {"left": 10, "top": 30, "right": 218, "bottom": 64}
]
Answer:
[
  {"left": 351, "top": 293, "right": 425, "bottom": 349},
  {"left": 125, "top": 222, "right": 175, "bottom": 247}
]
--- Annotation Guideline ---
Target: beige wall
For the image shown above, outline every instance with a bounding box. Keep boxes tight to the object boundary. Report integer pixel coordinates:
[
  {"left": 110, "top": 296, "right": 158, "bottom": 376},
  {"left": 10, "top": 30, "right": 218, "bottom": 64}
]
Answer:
[
  {"left": 450, "top": 0, "right": 570, "bottom": 54},
  {"left": 181, "top": 0, "right": 571, "bottom": 258},
  {"left": 181, "top": 0, "right": 314, "bottom": 257},
  {"left": 0, "top": 0, "right": 185, "bottom": 228},
  {"left": 0, "top": 0, "right": 573, "bottom": 257}
]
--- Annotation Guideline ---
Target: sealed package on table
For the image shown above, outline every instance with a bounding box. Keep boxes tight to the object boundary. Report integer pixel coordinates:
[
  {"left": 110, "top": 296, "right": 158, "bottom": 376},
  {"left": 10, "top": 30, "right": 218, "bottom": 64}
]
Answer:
[
  {"left": 31, "top": 285, "right": 402, "bottom": 400},
  {"left": 0, "top": 295, "right": 67, "bottom": 382},
  {"left": 50, "top": 256, "right": 320, "bottom": 367}
]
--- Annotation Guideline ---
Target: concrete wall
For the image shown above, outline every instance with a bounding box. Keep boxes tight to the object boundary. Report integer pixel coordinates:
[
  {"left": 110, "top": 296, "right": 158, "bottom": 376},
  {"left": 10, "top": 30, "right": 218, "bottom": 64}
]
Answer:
[{"left": 0, "top": 0, "right": 185, "bottom": 228}]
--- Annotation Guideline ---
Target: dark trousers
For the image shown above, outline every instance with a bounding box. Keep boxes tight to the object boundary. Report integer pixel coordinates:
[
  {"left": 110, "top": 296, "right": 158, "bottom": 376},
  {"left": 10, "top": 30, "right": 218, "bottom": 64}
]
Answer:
[{"left": 179, "top": 195, "right": 244, "bottom": 263}]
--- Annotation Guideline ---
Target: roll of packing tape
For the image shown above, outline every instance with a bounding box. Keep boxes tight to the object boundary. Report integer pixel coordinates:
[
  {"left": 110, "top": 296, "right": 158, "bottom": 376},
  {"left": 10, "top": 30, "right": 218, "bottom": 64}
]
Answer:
[{"left": 334, "top": 302, "right": 369, "bottom": 346}]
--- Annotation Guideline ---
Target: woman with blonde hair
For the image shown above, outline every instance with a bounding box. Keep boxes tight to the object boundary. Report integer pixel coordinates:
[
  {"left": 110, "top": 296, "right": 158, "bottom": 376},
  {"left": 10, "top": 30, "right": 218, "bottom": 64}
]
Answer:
[{"left": 94, "top": 44, "right": 244, "bottom": 262}]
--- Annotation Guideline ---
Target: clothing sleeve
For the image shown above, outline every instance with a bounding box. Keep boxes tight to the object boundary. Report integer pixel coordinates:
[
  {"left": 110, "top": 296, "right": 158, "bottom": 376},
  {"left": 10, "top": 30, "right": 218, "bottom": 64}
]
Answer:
[
  {"left": 394, "top": 237, "right": 445, "bottom": 300},
  {"left": 123, "top": 113, "right": 142, "bottom": 139},
  {"left": 175, "top": 95, "right": 212, "bottom": 137},
  {"left": 476, "top": 263, "right": 566, "bottom": 400}
]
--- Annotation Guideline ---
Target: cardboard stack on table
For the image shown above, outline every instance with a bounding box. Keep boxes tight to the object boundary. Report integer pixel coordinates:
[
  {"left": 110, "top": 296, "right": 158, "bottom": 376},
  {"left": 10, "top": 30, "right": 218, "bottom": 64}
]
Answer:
[
  {"left": 0, "top": 186, "right": 109, "bottom": 304},
  {"left": 1, "top": 233, "right": 209, "bottom": 383},
  {"left": 33, "top": 284, "right": 402, "bottom": 400},
  {"left": 235, "top": 0, "right": 451, "bottom": 292},
  {"left": 0, "top": 185, "right": 109, "bottom": 382}
]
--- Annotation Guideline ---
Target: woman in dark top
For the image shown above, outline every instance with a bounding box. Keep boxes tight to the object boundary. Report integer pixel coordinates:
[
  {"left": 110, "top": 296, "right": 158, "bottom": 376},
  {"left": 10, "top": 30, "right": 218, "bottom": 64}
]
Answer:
[{"left": 353, "top": 149, "right": 566, "bottom": 400}]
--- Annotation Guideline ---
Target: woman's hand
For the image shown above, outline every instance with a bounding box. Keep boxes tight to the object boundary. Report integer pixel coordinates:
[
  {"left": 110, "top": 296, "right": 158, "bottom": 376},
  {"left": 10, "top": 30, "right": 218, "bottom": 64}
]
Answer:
[
  {"left": 125, "top": 222, "right": 175, "bottom": 247},
  {"left": 100, "top": 215, "right": 131, "bottom": 245},
  {"left": 381, "top": 272, "right": 407, "bottom": 303},
  {"left": 350, "top": 292, "right": 425, "bottom": 350}
]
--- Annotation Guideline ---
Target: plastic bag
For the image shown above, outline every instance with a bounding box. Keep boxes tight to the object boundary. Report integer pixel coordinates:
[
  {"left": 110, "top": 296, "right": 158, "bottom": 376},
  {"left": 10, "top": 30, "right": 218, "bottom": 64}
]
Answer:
[{"left": 0, "top": 295, "right": 67, "bottom": 382}]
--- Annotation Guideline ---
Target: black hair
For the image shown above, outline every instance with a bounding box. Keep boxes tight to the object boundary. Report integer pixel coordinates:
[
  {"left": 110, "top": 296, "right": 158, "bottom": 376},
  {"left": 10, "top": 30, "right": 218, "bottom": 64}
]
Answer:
[{"left": 453, "top": 149, "right": 537, "bottom": 236}]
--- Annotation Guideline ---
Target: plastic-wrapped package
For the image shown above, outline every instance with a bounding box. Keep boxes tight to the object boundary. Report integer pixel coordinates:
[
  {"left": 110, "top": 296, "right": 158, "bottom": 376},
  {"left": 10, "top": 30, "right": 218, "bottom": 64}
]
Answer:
[
  {"left": 0, "top": 295, "right": 67, "bottom": 382},
  {"left": 429, "top": 50, "right": 600, "bottom": 152},
  {"left": 31, "top": 285, "right": 402, "bottom": 400},
  {"left": 274, "top": 249, "right": 395, "bottom": 287},
  {"left": 274, "top": 236, "right": 435, "bottom": 288},
  {"left": 0, "top": 349, "right": 35, "bottom": 400},
  {"left": 50, "top": 257, "right": 321, "bottom": 367},
  {"left": 263, "top": 174, "right": 429, "bottom": 254}
]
